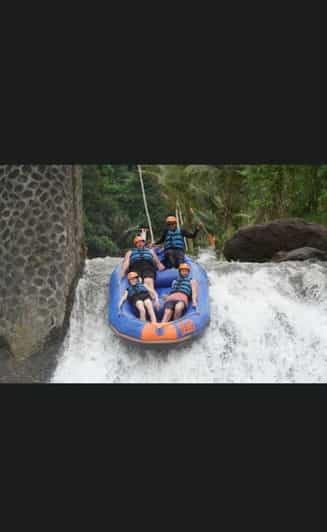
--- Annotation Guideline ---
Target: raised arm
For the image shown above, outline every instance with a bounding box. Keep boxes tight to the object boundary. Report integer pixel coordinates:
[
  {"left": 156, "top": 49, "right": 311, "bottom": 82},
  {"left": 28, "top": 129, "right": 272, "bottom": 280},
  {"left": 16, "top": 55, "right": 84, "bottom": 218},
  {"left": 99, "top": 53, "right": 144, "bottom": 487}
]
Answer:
[{"left": 181, "top": 225, "right": 201, "bottom": 239}]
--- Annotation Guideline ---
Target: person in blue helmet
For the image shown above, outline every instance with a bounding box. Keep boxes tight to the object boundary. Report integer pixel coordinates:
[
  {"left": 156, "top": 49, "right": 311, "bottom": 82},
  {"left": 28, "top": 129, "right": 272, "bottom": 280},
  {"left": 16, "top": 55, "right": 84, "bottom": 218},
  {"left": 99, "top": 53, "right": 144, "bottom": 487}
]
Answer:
[{"left": 149, "top": 215, "right": 202, "bottom": 268}]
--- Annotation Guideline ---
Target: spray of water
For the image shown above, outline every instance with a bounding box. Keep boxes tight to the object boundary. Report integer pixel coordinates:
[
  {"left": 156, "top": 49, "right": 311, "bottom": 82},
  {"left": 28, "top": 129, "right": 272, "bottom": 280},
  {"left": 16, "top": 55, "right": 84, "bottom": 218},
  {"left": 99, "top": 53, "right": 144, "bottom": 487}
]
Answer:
[{"left": 52, "top": 250, "right": 327, "bottom": 383}]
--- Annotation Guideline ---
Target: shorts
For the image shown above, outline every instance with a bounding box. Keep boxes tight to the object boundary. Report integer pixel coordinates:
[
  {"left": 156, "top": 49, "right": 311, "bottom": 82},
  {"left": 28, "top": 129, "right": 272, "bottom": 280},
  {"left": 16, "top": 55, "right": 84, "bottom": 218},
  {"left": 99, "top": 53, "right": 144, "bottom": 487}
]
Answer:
[
  {"left": 165, "top": 292, "right": 189, "bottom": 306},
  {"left": 164, "top": 299, "right": 186, "bottom": 312},
  {"left": 129, "top": 261, "right": 156, "bottom": 280},
  {"left": 129, "top": 292, "right": 152, "bottom": 308},
  {"left": 164, "top": 249, "right": 185, "bottom": 268}
]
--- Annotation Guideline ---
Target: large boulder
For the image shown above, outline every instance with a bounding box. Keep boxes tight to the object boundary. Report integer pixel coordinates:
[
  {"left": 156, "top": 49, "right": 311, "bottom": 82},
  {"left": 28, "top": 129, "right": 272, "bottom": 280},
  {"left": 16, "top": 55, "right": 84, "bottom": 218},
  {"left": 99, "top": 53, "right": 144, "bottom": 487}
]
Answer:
[
  {"left": 223, "top": 219, "right": 327, "bottom": 262},
  {"left": 272, "top": 247, "right": 327, "bottom": 262}
]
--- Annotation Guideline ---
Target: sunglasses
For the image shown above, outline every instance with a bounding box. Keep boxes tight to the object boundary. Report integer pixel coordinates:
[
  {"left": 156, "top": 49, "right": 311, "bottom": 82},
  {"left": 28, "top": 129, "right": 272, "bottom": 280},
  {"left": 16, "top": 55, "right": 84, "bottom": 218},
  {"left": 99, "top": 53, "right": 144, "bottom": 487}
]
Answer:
[{"left": 167, "top": 222, "right": 176, "bottom": 225}]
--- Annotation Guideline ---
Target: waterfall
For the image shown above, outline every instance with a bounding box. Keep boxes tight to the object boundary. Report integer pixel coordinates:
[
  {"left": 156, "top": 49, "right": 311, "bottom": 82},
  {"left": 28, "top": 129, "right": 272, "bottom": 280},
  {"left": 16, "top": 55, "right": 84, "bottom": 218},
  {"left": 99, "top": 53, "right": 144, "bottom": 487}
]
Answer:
[{"left": 52, "top": 250, "right": 327, "bottom": 382}]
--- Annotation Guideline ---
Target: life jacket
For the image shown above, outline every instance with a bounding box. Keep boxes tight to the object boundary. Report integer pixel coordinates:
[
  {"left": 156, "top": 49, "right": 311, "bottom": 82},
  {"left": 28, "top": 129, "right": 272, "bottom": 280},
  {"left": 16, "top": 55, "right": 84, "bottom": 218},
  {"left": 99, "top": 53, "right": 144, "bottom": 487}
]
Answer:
[
  {"left": 130, "top": 247, "right": 155, "bottom": 266},
  {"left": 127, "top": 282, "right": 149, "bottom": 300},
  {"left": 170, "top": 275, "right": 192, "bottom": 298},
  {"left": 164, "top": 228, "right": 185, "bottom": 250}
]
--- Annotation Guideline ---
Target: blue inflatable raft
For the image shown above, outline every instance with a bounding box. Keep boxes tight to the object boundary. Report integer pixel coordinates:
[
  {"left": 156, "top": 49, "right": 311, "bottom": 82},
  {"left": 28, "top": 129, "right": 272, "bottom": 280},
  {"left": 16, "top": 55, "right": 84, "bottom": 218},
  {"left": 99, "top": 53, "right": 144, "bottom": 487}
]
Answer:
[{"left": 108, "top": 248, "right": 210, "bottom": 345}]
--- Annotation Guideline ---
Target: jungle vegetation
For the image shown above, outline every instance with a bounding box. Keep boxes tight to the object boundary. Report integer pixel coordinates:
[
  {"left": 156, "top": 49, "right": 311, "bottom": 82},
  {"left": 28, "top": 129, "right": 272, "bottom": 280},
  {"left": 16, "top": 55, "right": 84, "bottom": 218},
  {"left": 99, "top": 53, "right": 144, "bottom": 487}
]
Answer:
[{"left": 83, "top": 164, "right": 327, "bottom": 257}]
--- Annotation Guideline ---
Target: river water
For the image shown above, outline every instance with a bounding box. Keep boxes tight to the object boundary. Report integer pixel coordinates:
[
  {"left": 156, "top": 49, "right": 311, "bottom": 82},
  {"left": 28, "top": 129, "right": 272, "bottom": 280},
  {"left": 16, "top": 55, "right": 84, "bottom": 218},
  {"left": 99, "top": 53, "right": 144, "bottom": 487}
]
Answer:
[{"left": 52, "top": 250, "right": 327, "bottom": 382}]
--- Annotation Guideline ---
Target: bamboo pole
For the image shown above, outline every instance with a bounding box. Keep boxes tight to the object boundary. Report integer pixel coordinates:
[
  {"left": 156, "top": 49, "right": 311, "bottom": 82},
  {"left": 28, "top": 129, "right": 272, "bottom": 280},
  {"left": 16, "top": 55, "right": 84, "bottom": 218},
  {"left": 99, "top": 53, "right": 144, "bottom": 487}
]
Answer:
[
  {"left": 175, "top": 203, "right": 180, "bottom": 230},
  {"left": 177, "top": 203, "right": 188, "bottom": 251},
  {"left": 137, "top": 165, "right": 154, "bottom": 242}
]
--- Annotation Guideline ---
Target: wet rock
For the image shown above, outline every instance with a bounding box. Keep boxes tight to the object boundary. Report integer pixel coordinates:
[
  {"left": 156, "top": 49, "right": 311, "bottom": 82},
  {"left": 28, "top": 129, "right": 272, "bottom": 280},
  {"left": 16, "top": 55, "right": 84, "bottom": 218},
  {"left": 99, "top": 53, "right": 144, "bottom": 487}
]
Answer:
[
  {"left": 272, "top": 247, "right": 327, "bottom": 262},
  {"left": 224, "top": 219, "right": 327, "bottom": 262}
]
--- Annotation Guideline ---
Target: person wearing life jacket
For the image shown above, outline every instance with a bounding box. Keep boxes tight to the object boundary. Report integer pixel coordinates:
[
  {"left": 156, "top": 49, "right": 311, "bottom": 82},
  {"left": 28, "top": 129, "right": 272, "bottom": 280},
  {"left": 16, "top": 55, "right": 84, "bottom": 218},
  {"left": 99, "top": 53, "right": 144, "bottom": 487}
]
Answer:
[
  {"left": 149, "top": 216, "right": 203, "bottom": 268},
  {"left": 118, "top": 271, "right": 159, "bottom": 323},
  {"left": 161, "top": 263, "right": 198, "bottom": 322},
  {"left": 120, "top": 235, "right": 165, "bottom": 292}
]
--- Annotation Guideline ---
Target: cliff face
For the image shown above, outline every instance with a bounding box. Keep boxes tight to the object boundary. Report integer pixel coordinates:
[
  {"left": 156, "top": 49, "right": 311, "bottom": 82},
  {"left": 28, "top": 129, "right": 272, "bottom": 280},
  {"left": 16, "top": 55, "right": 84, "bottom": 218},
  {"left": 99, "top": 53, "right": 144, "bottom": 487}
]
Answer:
[{"left": 0, "top": 165, "right": 85, "bottom": 381}]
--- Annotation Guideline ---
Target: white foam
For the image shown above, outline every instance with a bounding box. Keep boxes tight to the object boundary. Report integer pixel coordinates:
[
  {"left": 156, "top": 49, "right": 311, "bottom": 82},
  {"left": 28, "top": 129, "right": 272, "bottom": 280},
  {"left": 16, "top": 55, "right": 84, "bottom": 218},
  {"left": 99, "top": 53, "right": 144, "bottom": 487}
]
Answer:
[{"left": 52, "top": 252, "right": 327, "bottom": 382}]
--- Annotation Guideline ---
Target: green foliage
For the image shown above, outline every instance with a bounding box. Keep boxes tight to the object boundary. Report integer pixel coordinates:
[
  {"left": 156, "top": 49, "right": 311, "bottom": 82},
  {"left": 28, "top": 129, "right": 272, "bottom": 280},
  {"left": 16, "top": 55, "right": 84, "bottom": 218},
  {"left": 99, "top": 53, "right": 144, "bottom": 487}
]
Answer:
[
  {"left": 82, "top": 165, "right": 169, "bottom": 258},
  {"left": 82, "top": 164, "right": 327, "bottom": 258}
]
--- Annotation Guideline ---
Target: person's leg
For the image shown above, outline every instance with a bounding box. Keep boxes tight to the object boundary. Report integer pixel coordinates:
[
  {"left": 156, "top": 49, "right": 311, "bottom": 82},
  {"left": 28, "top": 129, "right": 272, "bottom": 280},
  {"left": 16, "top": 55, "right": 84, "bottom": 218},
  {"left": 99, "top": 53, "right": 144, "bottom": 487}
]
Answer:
[
  {"left": 165, "top": 249, "right": 176, "bottom": 268},
  {"left": 161, "top": 301, "right": 175, "bottom": 322},
  {"left": 169, "top": 249, "right": 185, "bottom": 268},
  {"left": 161, "top": 308, "right": 173, "bottom": 322},
  {"left": 135, "top": 300, "right": 146, "bottom": 321},
  {"left": 144, "top": 299, "right": 157, "bottom": 323},
  {"left": 170, "top": 250, "right": 179, "bottom": 268},
  {"left": 175, "top": 250, "right": 185, "bottom": 267},
  {"left": 173, "top": 301, "right": 186, "bottom": 320},
  {"left": 143, "top": 276, "right": 155, "bottom": 291}
]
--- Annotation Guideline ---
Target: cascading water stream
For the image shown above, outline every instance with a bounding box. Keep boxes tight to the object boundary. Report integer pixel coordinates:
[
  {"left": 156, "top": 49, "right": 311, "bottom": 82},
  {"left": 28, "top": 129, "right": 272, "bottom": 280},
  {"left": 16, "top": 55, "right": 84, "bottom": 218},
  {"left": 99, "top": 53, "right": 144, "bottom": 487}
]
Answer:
[{"left": 52, "top": 250, "right": 327, "bottom": 382}]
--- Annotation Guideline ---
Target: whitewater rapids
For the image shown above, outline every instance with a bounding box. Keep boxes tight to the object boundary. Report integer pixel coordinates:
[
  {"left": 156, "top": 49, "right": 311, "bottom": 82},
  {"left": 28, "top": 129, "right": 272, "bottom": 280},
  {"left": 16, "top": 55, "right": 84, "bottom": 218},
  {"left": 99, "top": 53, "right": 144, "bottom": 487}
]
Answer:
[{"left": 52, "top": 250, "right": 327, "bottom": 382}]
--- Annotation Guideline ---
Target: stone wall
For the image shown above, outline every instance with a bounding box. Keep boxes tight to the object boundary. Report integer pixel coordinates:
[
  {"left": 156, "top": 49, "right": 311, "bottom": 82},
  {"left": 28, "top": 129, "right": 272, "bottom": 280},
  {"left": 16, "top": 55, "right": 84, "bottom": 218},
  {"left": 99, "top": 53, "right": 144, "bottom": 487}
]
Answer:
[{"left": 0, "top": 165, "right": 85, "bottom": 381}]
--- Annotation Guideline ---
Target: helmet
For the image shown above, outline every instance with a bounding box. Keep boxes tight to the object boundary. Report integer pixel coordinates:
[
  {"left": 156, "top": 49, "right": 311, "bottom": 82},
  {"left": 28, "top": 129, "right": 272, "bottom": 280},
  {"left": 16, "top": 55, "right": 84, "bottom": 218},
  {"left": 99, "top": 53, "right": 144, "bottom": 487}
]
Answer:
[
  {"left": 133, "top": 236, "right": 145, "bottom": 245},
  {"left": 127, "top": 272, "right": 139, "bottom": 281},
  {"left": 178, "top": 263, "right": 190, "bottom": 272},
  {"left": 166, "top": 216, "right": 177, "bottom": 223}
]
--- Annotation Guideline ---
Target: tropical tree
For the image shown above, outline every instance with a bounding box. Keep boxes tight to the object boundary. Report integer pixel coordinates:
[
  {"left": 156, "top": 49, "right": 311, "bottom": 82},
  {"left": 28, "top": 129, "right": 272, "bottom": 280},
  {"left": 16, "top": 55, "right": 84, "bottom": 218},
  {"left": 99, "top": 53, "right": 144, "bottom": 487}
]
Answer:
[{"left": 82, "top": 164, "right": 327, "bottom": 258}]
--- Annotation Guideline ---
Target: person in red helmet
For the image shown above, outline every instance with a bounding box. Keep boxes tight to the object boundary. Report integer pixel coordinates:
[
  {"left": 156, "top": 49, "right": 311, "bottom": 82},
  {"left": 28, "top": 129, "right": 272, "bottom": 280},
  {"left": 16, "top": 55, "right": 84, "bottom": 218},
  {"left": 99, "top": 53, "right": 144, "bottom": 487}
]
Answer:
[
  {"left": 118, "top": 271, "right": 159, "bottom": 323},
  {"left": 161, "top": 263, "right": 198, "bottom": 322},
  {"left": 149, "top": 215, "right": 203, "bottom": 268},
  {"left": 120, "top": 235, "right": 165, "bottom": 293}
]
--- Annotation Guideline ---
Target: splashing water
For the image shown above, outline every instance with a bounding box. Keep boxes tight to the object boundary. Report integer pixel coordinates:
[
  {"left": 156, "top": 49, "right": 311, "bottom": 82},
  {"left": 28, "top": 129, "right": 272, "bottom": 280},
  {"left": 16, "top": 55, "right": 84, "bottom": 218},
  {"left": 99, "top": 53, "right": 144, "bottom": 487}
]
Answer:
[{"left": 52, "top": 250, "right": 327, "bottom": 383}]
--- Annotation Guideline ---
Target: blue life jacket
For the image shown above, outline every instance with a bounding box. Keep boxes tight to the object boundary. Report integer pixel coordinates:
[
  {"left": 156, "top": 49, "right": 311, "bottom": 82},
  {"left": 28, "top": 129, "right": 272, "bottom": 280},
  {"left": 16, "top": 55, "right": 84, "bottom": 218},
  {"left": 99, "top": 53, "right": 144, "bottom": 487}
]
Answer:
[
  {"left": 164, "top": 228, "right": 185, "bottom": 250},
  {"left": 130, "top": 247, "right": 155, "bottom": 266},
  {"left": 170, "top": 275, "right": 192, "bottom": 298},
  {"left": 127, "top": 282, "right": 149, "bottom": 300}
]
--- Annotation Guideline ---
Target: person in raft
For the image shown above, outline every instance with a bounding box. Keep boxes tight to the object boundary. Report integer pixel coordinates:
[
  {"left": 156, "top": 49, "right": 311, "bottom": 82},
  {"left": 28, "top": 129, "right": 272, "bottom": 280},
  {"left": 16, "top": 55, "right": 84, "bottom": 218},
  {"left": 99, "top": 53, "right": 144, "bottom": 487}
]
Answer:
[
  {"left": 149, "top": 216, "right": 203, "bottom": 268},
  {"left": 119, "top": 272, "right": 159, "bottom": 323},
  {"left": 120, "top": 235, "right": 165, "bottom": 292},
  {"left": 161, "top": 263, "right": 198, "bottom": 323}
]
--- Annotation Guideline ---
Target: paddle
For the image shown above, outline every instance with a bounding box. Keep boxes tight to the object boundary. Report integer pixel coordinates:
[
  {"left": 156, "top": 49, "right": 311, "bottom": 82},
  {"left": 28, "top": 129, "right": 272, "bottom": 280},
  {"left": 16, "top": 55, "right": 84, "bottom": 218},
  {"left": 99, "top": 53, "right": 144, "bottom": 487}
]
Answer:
[{"left": 190, "top": 207, "right": 216, "bottom": 249}]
